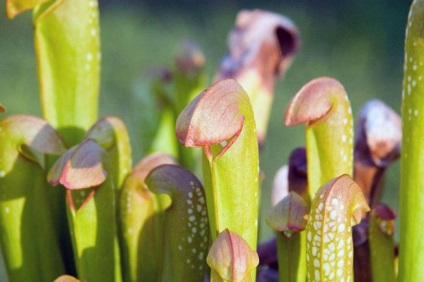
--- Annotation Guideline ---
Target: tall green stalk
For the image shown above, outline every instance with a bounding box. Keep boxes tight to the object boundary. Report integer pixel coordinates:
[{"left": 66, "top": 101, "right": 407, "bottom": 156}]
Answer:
[
  {"left": 34, "top": 0, "right": 101, "bottom": 145},
  {"left": 176, "top": 79, "right": 259, "bottom": 245},
  {"left": 176, "top": 79, "right": 259, "bottom": 279},
  {"left": 48, "top": 140, "right": 121, "bottom": 282},
  {"left": 285, "top": 77, "right": 354, "bottom": 201},
  {"left": 369, "top": 204, "right": 396, "bottom": 282},
  {"left": 399, "top": 1, "right": 424, "bottom": 280},
  {"left": 284, "top": 78, "right": 354, "bottom": 281},
  {"left": 148, "top": 40, "right": 206, "bottom": 171}
]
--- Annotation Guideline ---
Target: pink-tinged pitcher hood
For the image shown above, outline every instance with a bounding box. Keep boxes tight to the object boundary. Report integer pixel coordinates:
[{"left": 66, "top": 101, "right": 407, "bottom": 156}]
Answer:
[{"left": 217, "top": 9, "right": 300, "bottom": 144}]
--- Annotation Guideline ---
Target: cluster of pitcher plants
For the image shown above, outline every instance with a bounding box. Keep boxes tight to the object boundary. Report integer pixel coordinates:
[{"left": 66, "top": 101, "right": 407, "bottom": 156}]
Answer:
[{"left": 0, "top": 0, "right": 423, "bottom": 281}]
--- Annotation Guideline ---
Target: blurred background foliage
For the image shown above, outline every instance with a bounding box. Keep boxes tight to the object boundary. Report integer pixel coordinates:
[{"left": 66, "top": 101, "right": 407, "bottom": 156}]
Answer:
[{"left": 0, "top": 0, "right": 410, "bottom": 243}]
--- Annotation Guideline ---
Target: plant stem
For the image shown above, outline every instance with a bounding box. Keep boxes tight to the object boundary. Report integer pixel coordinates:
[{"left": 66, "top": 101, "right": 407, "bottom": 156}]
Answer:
[
  {"left": 369, "top": 205, "right": 396, "bottom": 282},
  {"left": 276, "top": 232, "right": 306, "bottom": 282},
  {"left": 399, "top": 1, "right": 424, "bottom": 281},
  {"left": 34, "top": 0, "right": 101, "bottom": 145}
]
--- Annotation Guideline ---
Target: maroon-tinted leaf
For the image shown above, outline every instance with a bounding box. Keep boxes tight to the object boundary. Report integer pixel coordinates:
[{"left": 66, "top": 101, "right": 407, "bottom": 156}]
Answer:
[
  {"left": 174, "top": 39, "right": 205, "bottom": 74},
  {"left": 288, "top": 147, "right": 309, "bottom": 205},
  {"left": 207, "top": 229, "right": 259, "bottom": 282},
  {"left": 54, "top": 275, "right": 80, "bottom": 282},
  {"left": 354, "top": 100, "right": 402, "bottom": 207},
  {"left": 1, "top": 115, "right": 66, "bottom": 157},
  {"left": 257, "top": 237, "right": 278, "bottom": 269},
  {"left": 128, "top": 152, "right": 177, "bottom": 195},
  {"left": 176, "top": 78, "right": 245, "bottom": 149},
  {"left": 85, "top": 116, "right": 132, "bottom": 191},
  {"left": 355, "top": 99, "right": 401, "bottom": 167},
  {"left": 256, "top": 267, "right": 279, "bottom": 282},
  {"left": 285, "top": 78, "right": 347, "bottom": 126},
  {"left": 271, "top": 165, "right": 289, "bottom": 207},
  {"left": 48, "top": 139, "right": 107, "bottom": 189},
  {"left": 0, "top": 102, "right": 6, "bottom": 113},
  {"left": 145, "top": 164, "right": 209, "bottom": 281},
  {"left": 217, "top": 9, "right": 300, "bottom": 143},
  {"left": 372, "top": 204, "right": 396, "bottom": 236},
  {"left": 221, "top": 9, "right": 299, "bottom": 77},
  {"left": 266, "top": 192, "right": 308, "bottom": 238}
]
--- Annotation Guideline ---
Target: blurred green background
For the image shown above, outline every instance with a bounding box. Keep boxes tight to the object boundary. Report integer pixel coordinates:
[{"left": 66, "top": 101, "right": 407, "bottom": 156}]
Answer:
[{"left": 0, "top": 0, "right": 410, "bottom": 244}]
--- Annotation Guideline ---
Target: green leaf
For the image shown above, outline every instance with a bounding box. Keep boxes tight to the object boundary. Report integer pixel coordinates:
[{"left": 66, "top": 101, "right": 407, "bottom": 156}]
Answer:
[
  {"left": 85, "top": 116, "right": 132, "bottom": 191},
  {"left": 305, "top": 174, "right": 369, "bottom": 282},
  {"left": 119, "top": 153, "right": 175, "bottom": 282},
  {"left": 176, "top": 79, "right": 259, "bottom": 253},
  {"left": 172, "top": 40, "right": 206, "bottom": 171},
  {"left": 146, "top": 41, "right": 205, "bottom": 172},
  {"left": 5, "top": 0, "right": 51, "bottom": 19},
  {"left": 0, "top": 115, "right": 66, "bottom": 281},
  {"left": 217, "top": 10, "right": 300, "bottom": 144},
  {"left": 149, "top": 108, "right": 179, "bottom": 157},
  {"left": 266, "top": 192, "right": 308, "bottom": 237},
  {"left": 207, "top": 229, "right": 259, "bottom": 282},
  {"left": 48, "top": 139, "right": 107, "bottom": 189},
  {"left": 146, "top": 164, "right": 210, "bottom": 281},
  {"left": 34, "top": 0, "right": 100, "bottom": 145},
  {"left": 399, "top": 2, "right": 424, "bottom": 280},
  {"left": 285, "top": 77, "right": 354, "bottom": 202},
  {"left": 172, "top": 39, "right": 206, "bottom": 116}
]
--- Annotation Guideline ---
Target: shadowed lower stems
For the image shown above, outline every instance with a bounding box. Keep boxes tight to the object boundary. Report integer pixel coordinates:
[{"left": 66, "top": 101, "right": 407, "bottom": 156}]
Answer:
[
  {"left": 0, "top": 115, "right": 66, "bottom": 281},
  {"left": 118, "top": 153, "right": 175, "bottom": 282}
]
